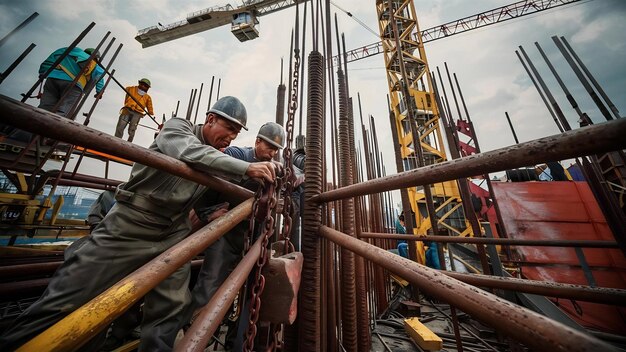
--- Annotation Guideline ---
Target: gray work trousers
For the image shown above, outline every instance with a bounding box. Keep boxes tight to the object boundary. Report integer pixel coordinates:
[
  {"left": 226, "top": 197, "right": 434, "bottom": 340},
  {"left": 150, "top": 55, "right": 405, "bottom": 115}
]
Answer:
[
  {"left": 185, "top": 226, "right": 245, "bottom": 321},
  {"left": 0, "top": 203, "right": 191, "bottom": 352},
  {"left": 115, "top": 109, "right": 143, "bottom": 142},
  {"left": 39, "top": 78, "right": 83, "bottom": 117}
]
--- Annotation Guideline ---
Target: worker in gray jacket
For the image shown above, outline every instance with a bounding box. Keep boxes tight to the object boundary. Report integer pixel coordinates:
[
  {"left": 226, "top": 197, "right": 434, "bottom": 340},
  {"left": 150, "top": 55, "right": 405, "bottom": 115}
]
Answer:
[
  {"left": 0, "top": 96, "right": 279, "bottom": 352},
  {"left": 183, "top": 122, "right": 286, "bottom": 349}
]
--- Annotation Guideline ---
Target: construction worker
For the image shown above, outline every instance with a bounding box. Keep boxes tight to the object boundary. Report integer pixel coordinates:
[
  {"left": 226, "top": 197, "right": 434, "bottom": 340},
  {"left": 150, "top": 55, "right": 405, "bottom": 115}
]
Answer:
[
  {"left": 115, "top": 78, "right": 154, "bottom": 142},
  {"left": 182, "top": 122, "right": 286, "bottom": 350},
  {"left": 0, "top": 96, "right": 280, "bottom": 351},
  {"left": 38, "top": 47, "right": 104, "bottom": 117}
]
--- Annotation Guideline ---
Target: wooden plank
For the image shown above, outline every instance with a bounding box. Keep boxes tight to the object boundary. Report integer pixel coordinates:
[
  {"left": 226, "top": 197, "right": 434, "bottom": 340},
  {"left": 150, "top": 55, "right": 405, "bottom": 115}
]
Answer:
[{"left": 403, "top": 317, "right": 442, "bottom": 351}]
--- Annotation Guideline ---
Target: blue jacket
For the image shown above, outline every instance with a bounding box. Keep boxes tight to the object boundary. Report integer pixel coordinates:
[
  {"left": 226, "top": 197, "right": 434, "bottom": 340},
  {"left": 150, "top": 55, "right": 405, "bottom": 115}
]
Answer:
[{"left": 39, "top": 47, "right": 105, "bottom": 92}]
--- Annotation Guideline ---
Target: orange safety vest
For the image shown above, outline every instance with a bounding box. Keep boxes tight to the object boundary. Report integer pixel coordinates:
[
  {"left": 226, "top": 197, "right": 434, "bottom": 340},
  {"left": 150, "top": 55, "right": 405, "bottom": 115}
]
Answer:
[{"left": 122, "top": 86, "right": 154, "bottom": 115}]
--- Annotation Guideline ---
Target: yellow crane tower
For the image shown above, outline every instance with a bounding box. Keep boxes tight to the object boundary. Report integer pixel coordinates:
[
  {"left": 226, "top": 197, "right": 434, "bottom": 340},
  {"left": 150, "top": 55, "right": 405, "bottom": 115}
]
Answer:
[{"left": 376, "top": 0, "right": 470, "bottom": 240}]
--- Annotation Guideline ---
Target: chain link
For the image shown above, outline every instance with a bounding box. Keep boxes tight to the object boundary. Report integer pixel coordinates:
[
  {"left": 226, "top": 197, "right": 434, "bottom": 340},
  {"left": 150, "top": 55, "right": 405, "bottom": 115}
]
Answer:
[
  {"left": 243, "top": 180, "right": 278, "bottom": 351},
  {"left": 244, "top": 46, "right": 301, "bottom": 352}
]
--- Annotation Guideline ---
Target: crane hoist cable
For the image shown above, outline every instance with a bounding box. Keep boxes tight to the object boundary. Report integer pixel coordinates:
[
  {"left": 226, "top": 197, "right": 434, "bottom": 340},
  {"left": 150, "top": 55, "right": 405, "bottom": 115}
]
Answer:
[{"left": 329, "top": 1, "right": 379, "bottom": 39}]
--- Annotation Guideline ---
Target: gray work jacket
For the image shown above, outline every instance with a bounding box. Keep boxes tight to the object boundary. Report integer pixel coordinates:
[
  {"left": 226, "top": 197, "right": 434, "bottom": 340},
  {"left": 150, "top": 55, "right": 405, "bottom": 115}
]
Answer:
[{"left": 117, "top": 118, "right": 250, "bottom": 220}]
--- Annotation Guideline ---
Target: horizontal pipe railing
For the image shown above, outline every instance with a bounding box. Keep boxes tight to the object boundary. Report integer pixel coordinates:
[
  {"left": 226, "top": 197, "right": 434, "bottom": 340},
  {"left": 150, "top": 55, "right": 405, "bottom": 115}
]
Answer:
[
  {"left": 176, "top": 234, "right": 263, "bottom": 352},
  {"left": 17, "top": 199, "right": 253, "bottom": 352},
  {"left": 361, "top": 232, "right": 620, "bottom": 248},
  {"left": 319, "top": 225, "right": 617, "bottom": 352},
  {"left": 0, "top": 259, "right": 205, "bottom": 287},
  {"left": 0, "top": 95, "right": 253, "bottom": 201},
  {"left": 442, "top": 271, "right": 626, "bottom": 306},
  {"left": 312, "top": 117, "right": 626, "bottom": 203}
]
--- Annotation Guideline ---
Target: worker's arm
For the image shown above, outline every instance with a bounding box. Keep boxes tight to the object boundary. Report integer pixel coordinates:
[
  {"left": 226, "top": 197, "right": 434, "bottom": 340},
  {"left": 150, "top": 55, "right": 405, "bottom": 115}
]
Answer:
[
  {"left": 155, "top": 118, "right": 249, "bottom": 181},
  {"left": 91, "top": 65, "right": 105, "bottom": 93},
  {"left": 146, "top": 95, "right": 154, "bottom": 116}
]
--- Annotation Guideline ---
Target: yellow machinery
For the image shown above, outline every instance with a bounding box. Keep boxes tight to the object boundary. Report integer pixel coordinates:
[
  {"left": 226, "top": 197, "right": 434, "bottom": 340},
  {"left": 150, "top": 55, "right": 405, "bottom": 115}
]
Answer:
[{"left": 376, "top": 0, "right": 473, "bottom": 241}]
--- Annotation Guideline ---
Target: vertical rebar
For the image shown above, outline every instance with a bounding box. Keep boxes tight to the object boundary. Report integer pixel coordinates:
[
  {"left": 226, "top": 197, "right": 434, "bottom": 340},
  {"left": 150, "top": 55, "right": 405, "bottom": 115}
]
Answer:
[
  {"left": 193, "top": 83, "right": 204, "bottom": 124},
  {"left": 0, "top": 43, "right": 36, "bottom": 85},
  {"left": 553, "top": 36, "right": 615, "bottom": 121},
  {"left": 517, "top": 46, "right": 569, "bottom": 131},
  {"left": 298, "top": 50, "right": 324, "bottom": 352},
  {"left": 206, "top": 76, "right": 215, "bottom": 112},
  {"left": 0, "top": 12, "right": 39, "bottom": 48}
]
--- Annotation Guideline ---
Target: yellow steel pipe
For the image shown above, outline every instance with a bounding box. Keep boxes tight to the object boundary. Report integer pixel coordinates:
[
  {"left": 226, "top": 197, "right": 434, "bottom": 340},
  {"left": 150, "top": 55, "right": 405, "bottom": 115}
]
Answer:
[{"left": 17, "top": 198, "right": 254, "bottom": 352}]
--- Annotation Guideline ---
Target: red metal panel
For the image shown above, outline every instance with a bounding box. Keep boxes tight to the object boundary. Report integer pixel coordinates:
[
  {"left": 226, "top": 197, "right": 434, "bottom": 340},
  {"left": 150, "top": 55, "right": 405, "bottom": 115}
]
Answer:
[{"left": 492, "top": 181, "right": 626, "bottom": 334}]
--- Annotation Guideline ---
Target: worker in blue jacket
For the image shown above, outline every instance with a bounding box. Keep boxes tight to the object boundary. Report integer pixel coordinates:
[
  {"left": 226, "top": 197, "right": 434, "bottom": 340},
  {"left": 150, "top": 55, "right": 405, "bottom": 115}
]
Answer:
[{"left": 38, "top": 47, "right": 105, "bottom": 117}]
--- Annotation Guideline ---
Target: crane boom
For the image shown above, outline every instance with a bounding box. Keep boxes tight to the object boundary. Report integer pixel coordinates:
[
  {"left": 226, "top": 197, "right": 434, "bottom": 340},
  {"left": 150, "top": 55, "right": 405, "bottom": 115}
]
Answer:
[
  {"left": 335, "top": 0, "right": 582, "bottom": 65},
  {"left": 135, "top": 0, "right": 299, "bottom": 48}
]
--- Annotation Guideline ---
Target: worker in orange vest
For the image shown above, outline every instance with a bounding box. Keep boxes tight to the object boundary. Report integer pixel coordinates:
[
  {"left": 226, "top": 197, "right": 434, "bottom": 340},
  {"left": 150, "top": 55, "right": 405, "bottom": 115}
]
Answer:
[{"left": 115, "top": 78, "right": 154, "bottom": 142}]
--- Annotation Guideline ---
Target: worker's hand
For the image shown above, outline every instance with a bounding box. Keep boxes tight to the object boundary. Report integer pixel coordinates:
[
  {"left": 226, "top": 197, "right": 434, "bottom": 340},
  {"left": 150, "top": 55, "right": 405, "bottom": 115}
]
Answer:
[
  {"left": 206, "top": 202, "right": 229, "bottom": 223},
  {"left": 188, "top": 210, "right": 203, "bottom": 233},
  {"left": 294, "top": 174, "right": 305, "bottom": 188},
  {"left": 272, "top": 160, "right": 284, "bottom": 177},
  {"left": 94, "top": 92, "right": 103, "bottom": 99},
  {"left": 246, "top": 161, "right": 278, "bottom": 185}
]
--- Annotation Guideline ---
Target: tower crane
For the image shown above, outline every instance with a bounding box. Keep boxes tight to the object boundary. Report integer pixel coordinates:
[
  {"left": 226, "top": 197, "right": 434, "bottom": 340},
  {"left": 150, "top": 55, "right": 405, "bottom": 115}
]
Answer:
[{"left": 135, "top": 0, "right": 300, "bottom": 47}]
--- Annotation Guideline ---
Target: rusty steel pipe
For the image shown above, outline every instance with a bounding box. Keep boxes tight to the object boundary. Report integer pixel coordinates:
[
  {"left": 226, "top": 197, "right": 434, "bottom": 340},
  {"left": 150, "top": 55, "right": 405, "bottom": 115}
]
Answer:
[
  {"left": 0, "top": 259, "right": 205, "bottom": 281},
  {"left": 442, "top": 271, "right": 626, "bottom": 306},
  {"left": 0, "top": 261, "right": 62, "bottom": 279},
  {"left": 312, "top": 117, "right": 626, "bottom": 203},
  {"left": 0, "top": 260, "right": 206, "bottom": 300},
  {"left": 319, "top": 225, "right": 617, "bottom": 352},
  {"left": 360, "top": 233, "right": 620, "bottom": 248},
  {"left": 0, "top": 95, "right": 253, "bottom": 201},
  {"left": 16, "top": 199, "right": 253, "bottom": 352},
  {"left": 175, "top": 235, "right": 263, "bottom": 352},
  {"left": 0, "top": 278, "right": 51, "bottom": 299},
  {"left": 55, "top": 171, "right": 123, "bottom": 187},
  {"left": 55, "top": 179, "right": 116, "bottom": 190}
]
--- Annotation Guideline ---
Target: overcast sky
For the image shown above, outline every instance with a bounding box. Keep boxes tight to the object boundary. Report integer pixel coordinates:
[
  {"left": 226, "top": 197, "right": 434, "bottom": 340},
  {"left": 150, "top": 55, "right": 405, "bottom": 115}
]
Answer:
[{"left": 1, "top": 0, "right": 624, "bottom": 196}]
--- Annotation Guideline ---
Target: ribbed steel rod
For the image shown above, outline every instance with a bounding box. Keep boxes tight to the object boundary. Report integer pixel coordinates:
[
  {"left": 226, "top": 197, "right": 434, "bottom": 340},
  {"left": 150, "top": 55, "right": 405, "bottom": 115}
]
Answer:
[
  {"left": 17, "top": 199, "right": 253, "bottom": 352},
  {"left": 312, "top": 117, "right": 626, "bottom": 203},
  {"left": 443, "top": 271, "right": 626, "bottom": 306},
  {"left": 360, "top": 233, "right": 619, "bottom": 248},
  {"left": 0, "top": 95, "right": 253, "bottom": 201},
  {"left": 319, "top": 225, "right": 617, "bottom": 352}
]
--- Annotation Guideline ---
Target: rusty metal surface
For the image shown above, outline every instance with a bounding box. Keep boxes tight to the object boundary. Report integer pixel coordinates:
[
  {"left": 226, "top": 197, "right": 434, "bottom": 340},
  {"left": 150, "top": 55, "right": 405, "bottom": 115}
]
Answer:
[
  {"left": 0, "top": 261, "right": 61, "bottom": 279},
  {"left": 297, "top": 50, "right": 324, "bottom": 352},
  {"left": 312, "top": 117, "right": 626, "bottom": 203},
  {"left": 360, "top": 232, "right": 620, "bottom": 248},
  {"left": 16, "top": 199, "right": 253, "bottom": 352},
  {"left": 0, "top": 95, "right": 253, "bottom": 202},
  {"left": 319, "top": 225, "right": 618, "bottom": 352},
  {"left": 0, "top": 260, "right": 205, "bottom": 298},
  {"left": 442, "top": 271, "right": 626, "bottom": 306},
  {"left": 493, "top": 181, "right": 626, "bottom": 334},
  {"left": 336, "top": 60, "right": 358, "bottom": 352}
]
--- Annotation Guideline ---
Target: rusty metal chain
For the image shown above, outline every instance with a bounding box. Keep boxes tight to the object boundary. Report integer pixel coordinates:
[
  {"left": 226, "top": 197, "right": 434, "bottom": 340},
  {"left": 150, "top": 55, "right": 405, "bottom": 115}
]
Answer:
[
  {"left": 243, "top": 37, "right": 301, "bottom": 352},
  {"left": 243, "top": 180, "right": 279, "bottom": 352},
  {"left": 279, "top": 46, "right": 301, "bottom": 254},
  {"left": 264, "top": 40, "right": 302, "bottom": 352}
]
